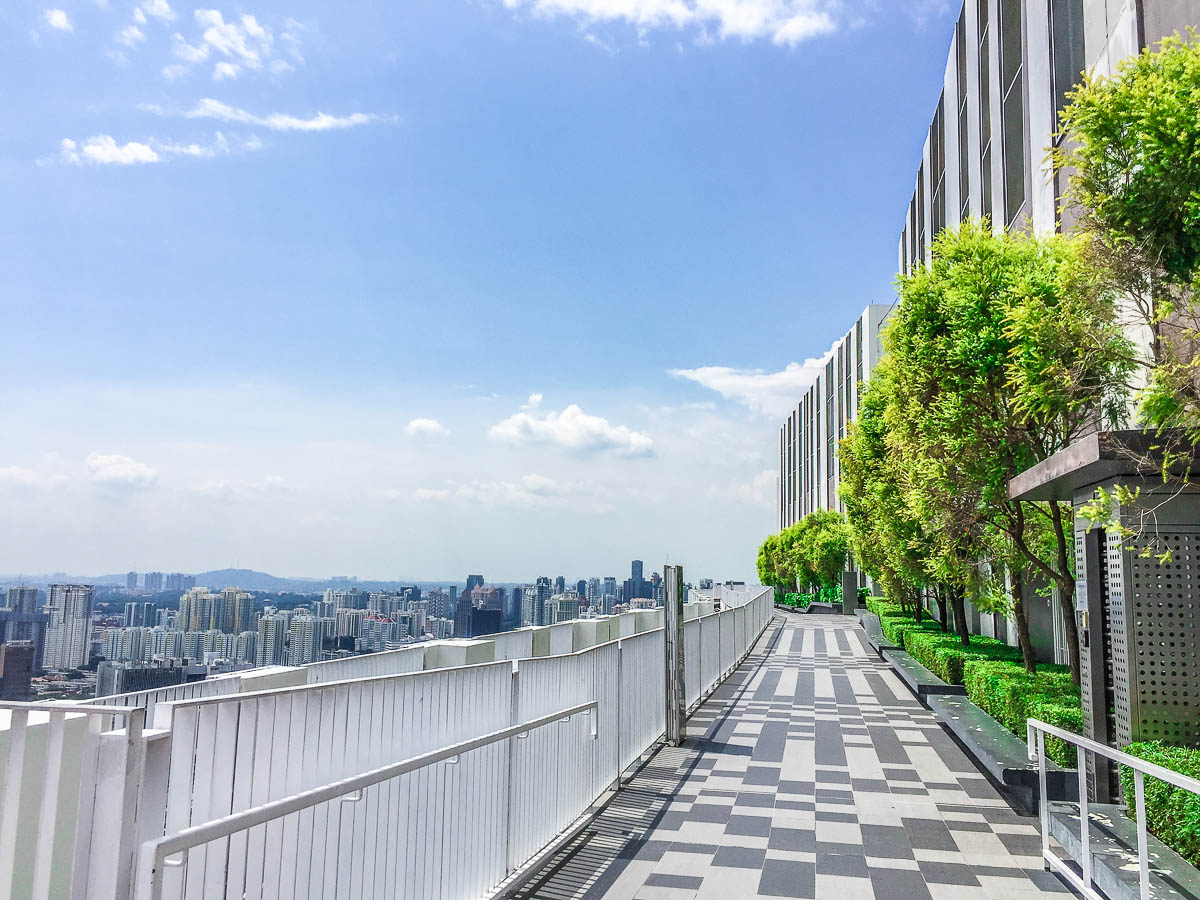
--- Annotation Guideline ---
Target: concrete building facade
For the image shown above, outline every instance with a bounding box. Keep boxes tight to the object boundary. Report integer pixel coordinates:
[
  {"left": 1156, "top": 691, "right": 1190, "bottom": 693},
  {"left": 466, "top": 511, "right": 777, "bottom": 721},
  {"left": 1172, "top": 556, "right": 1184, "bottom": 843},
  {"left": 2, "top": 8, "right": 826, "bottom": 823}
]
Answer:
[{"left": 777, "top": 304, "right": 892, "bottom": 530}]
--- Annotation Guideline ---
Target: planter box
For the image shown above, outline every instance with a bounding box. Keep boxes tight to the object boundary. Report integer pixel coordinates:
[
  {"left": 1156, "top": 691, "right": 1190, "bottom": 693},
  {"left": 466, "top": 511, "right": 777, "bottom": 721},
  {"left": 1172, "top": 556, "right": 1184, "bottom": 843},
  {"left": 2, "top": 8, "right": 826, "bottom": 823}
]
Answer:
[
  {"left": 881, "top": 647, "right": 966, "bottom": 705},
  {"left": 1049, "top": 802, "right": 1200, "bottom": 900},
  {"left": 928, "top": 695, "right": 1076, "bottom": 813},
  {"left": 856, "top": 611, "right": 897, "bottom": 657}
]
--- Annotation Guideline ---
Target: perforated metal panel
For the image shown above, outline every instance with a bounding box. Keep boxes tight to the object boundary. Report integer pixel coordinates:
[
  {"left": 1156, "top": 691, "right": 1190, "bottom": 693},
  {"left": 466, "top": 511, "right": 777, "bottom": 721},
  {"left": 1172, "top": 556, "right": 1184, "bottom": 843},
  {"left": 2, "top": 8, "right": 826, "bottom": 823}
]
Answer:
[{"left": 1125, "top": 529, "right": 1200, "bottom": 744}]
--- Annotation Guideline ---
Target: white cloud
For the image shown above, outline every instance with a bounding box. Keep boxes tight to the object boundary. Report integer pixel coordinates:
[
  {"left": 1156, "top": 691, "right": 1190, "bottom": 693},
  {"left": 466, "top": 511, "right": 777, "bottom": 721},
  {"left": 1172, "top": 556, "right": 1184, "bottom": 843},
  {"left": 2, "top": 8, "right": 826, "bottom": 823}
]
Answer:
[
  {"left": 56, "top": 135, "right": 158, "bottom": 165},
  {"left": 409, "top": 474, "right": 597, "bottom": 509},
  {"left": 0, "top": 466, "right": 39, "bottom": 488},
  {"left": 194, "top": 9, "right": 273, "bottom": 69},
  {"left": 85, "top": 452, "right": 157, "bottom": 490},
  {"left": 669, "top": 342, "right": 837, "bottom": 418},
  {"left": 44, "top": 9, "right": 73, "bottom": 32},
  {"left": 736, "top": 468, "right": 776, "bottom": 509},
  {"left": 172, "top": 32, "right": 210, "bottom": 62},
  {"left": 116, "top": 24, "right": 145, "bottom": 47},
  {"left": 140, "top": 0, "right": 177, "bottom": 21},
  {"left": 170, "top": 98, "right": 378, "bottom": 132},
  {"left": 49, "top": 132, "right": 261, "bottom": 166},
  {"left": 500, "top": 0, "right": 838, "bottom": 46},
  {"left": 162, "top": 63, "right": 188, "bottom": 79},
  {"left": 522, "top": 393, "right": 543, "bottom": 410},
  {"left": 489, "top": 403, "right": 655, "bottom": 457},
  {"left": 212, "top": 60, "right": 240, "bottom": 80},
  {"left": 404, "top": 417, "right": 451, "bottom": 438},
  {"left": 268, "top": 58, "right": 294, "bottom": 74}
]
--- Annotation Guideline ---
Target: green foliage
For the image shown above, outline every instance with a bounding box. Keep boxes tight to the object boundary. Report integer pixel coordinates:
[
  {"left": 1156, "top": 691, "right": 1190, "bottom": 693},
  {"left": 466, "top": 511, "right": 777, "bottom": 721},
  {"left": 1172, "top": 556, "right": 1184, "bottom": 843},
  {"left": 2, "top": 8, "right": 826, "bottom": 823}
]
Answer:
[
  {"left": 756, "top": 511, "right": 851, "bottom": 599},
  {"left": 1121, "top": 742, "right": 1200, "bottom": 867},
  {"left": 1055, "top": 31, "right": 1200, "bottom": 286},
  {"left": 962, "top": 658, "right": 1080, "bottom": 767},
  {"left": 880, "top": 615, "right": 942, "bottom": 649},
  {"left": 1055, "top": 32, "right": 1200, "bottom": 499},
  {"left": 903, "top": 630, "right": 1021, "bottom": 684}
]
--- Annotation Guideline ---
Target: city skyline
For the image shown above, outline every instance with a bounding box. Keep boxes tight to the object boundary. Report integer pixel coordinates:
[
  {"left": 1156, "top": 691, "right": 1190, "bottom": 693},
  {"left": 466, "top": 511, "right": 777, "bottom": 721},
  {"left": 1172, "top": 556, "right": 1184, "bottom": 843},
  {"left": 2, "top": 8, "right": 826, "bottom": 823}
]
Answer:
[{"left": 1, "top": 0, "right": 963, "bottom": 579}]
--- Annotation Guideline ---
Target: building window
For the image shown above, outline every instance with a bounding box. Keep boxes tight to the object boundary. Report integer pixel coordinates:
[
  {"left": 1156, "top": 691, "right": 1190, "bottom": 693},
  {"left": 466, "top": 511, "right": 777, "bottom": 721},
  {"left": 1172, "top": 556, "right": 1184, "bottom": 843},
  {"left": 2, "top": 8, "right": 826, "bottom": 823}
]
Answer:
[
  {"left": 917, "top": 162, "right": 926, "bottom": 263},
  {"left": 909, "top": 198, "right": 918, "bottom": 270},
  {"left": 979, "top": 0, "right": 993, "bottom": 222},
  {"left": 957, "top": 8, "right": 970, "bottom": 221},
  {"left": 1049, "top": 0, "right": 1084, "bottom": 130},
  {"left": 1000, "top": 0, "right": 1026, "bottom": 226},
  {"left": 855, "top": 320, "right": 863, "bottom": 388},
  {"left": 931, "top": 94, "right": 946, "bottom": 239}
]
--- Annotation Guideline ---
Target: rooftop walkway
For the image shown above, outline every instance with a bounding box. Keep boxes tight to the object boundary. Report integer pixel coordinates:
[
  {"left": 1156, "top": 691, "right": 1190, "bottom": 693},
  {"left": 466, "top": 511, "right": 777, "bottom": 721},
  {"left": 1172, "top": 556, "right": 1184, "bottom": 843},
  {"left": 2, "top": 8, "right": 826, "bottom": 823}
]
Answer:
[{"left": 516, "top": 611, "right": 1071, "bottom": 900}]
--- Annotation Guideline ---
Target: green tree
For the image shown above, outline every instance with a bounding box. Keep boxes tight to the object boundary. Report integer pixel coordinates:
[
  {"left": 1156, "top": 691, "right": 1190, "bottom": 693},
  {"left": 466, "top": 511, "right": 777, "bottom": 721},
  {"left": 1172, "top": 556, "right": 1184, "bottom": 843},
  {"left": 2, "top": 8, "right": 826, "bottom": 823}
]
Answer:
[
  {"left": 1055, "top": 31, "right": 1200, "bottom": 546},
  {"left": 791, "top": 510, "right": 850, "bottom": 595},
  {"left": 856, "top": 222, "right": 1131, "bottom": 678}
]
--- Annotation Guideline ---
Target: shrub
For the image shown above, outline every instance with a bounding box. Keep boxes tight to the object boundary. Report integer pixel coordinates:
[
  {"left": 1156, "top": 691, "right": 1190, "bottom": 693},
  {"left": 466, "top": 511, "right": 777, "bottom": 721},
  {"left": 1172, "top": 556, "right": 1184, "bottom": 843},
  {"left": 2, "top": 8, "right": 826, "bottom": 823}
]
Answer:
[
  {"left": 904, "top": 631, "right": 1021, "bottom": 684},
  {"left": 1027, "top": 699, "right": 1082, "bottom": 768},
  {"left": 1121, "top": 742, "right": 1200, "bottom": 868},
  {"left": 881, "top": 616, "right": 942, "bottom": 649}
]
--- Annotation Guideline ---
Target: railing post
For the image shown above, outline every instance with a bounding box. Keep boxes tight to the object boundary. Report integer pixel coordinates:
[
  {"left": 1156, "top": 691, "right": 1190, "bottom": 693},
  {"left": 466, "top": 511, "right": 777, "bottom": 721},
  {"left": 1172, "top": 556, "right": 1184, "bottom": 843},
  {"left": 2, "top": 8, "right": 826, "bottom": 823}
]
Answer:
[
  {"left": 1036, "top": 729, "right": 1049, "bottom": 868},
  {"left": 1078, "top": 749, "right": 1092, "bottom": 893},
  {"left": 503, "top": 662, "right": 520, "bottom": 874},
  {"left": 1134, "top": 771, "right": 1150, "bottom": 900},
  {"left": 663, "top": 566, "right": 685, "bottom": 746}
]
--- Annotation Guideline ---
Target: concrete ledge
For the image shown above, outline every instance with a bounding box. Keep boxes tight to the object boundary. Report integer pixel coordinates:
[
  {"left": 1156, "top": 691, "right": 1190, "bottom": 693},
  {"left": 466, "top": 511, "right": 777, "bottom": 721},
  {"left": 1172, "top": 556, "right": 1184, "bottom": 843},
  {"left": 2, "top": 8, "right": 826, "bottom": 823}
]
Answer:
[
  {"left": 805, "top": 601, "right": 842, "bottom": 615},
  {"left": 928, "top": 695, "right": 1076, "bottom": 812},
  {"left": 881, "top": 647, "right": 966, "bottom": 704},
  {"left": 1049, "top": 802, "right": 1200, "bottom": 900},
  {"left": 856, "top": 611, "right": 897, "bottom": 657}
]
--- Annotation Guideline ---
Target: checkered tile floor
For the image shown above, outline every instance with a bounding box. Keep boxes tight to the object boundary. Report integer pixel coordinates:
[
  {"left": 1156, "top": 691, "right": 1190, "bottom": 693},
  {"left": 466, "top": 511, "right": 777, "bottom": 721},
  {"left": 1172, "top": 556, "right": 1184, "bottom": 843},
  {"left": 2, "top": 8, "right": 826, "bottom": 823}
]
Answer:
[{"left": 514, "top": 612, "right": 1072, "bottom": 900}]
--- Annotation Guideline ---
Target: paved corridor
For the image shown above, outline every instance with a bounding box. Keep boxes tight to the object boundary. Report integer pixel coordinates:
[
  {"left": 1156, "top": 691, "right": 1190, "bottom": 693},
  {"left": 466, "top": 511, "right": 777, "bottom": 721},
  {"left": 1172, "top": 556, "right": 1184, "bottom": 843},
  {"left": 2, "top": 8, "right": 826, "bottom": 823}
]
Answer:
[{"left": 516, "top": 611, "right": 1071, "bottom": 900}]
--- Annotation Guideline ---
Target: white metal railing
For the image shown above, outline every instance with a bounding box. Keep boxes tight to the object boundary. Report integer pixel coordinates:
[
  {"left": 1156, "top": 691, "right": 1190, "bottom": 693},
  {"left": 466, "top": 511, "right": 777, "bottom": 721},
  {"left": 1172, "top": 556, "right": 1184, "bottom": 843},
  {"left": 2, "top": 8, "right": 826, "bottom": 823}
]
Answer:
[
  {"left": 0, "top": 585, "right": 773, "bottom": 900},
  {"left": 0, "top": 702, "right": 146, "bottom": 900},
  {"left": 80, "top": 676, "right": 242, "bottom": 729},
  {"left": 137, "top": 705, "right": 600, "bottom": 900},
  {"left": 302, "top": 642, "right": 426, "bottom": 683},
  {"left": 1026, "top": 717, "right": 1200, "bottom": 900}
]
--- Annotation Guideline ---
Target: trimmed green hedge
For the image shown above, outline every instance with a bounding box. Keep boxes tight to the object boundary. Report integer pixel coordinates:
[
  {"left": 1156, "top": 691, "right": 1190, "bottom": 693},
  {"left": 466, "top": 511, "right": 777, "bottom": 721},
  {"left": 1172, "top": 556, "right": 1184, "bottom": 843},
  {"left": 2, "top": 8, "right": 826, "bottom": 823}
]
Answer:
[
  {"left": 904, "top": 630, "right": 1021, "bottom": 684},
  {"left": 962, "top": 659, "right": 1080, "bottom": 767},
  {"left": 867, "top": 598, "right": 1082, "bottom": 768},
  {"left": 1121, "top": 743, "right": 1200, "bottom": 867}
]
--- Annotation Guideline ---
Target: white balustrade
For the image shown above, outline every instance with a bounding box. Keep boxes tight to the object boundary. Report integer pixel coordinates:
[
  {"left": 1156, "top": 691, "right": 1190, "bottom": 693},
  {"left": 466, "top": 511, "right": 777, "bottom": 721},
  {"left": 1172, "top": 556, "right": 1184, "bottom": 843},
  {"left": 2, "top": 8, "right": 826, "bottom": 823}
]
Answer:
[
  {"left": 1026, "top": 717, "right": 1200, "bottom": 900},
  {"left": 0, "top": 586, "right": 774, "bottom": 900}
]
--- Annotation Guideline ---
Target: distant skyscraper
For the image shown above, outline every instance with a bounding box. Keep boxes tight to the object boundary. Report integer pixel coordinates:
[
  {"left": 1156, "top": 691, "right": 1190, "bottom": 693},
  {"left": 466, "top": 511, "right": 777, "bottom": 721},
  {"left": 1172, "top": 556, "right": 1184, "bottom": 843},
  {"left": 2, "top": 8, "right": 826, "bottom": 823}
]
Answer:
[
  {"left": 144, "top": 572, "right": 164, "bottom": 592},
  {"left": 288, "top": 616, "right": 322, "bottom": 665},
  {"left": 631, "top": 560, "right": 643, "bottom": 582},
  {"left": 43, "top": 584, "right": 94, "bottom": 670},
  {"left": 576, "top": 580, "right": 587, "bottom": 598},
  {"left": 535, "top": 577, "right": 552, "bottom": 626},
  {"left": 124, "top": 602, "right": 139, "bottom": 627},
  {"left": 465, "top": 575, "right": 484, "bottom": 594},
  {"left": 554, "top": 576, "right": 566, "bottom": 594},
  {"left": 126, "top": 571, "right": 138, "bottom": 591},
  {"left": 256, "top": 615, "right": 287, "bottom": 667},
  {"left": 6, "top": 586, "right": 38, "bottom": 615},
  {"left": 603, "top": 577, "right": 616, "bottom": 599}
]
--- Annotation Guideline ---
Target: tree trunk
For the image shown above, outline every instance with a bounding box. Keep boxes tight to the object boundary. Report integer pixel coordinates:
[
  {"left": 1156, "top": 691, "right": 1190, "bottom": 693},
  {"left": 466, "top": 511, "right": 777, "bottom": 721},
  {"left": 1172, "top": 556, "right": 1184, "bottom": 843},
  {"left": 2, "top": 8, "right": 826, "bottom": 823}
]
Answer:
[
  {"left": 1010, "top": 569, "right": 1037, "bottom": 674},
  {"left": 1049, "top": 502, "right": 1083, "bottom": 688},
  {"left": 912, "top": 586, "right": 924, "bottom": 622},
  {"left": 950, "top": 582, "right": 970, "bottom": 647},
  {"left": 933, "top": 585, "right": 949, "bottom": 632}
]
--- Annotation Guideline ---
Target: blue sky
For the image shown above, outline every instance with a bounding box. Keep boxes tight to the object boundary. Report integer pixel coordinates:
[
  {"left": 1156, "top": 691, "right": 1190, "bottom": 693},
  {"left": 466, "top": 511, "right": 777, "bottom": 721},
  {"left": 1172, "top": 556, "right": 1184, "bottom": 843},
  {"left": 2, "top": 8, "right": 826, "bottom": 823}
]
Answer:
[{"left": 1, "top": 0, "right": 957, "bottom": 582}]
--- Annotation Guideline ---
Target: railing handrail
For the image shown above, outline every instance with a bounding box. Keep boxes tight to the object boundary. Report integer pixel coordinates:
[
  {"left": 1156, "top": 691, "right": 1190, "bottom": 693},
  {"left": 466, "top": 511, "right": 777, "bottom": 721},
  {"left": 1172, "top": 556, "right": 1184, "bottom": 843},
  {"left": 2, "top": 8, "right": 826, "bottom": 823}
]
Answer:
[
  {"left": 136, "top": 700, "right": 599, "bottom": 900},
  {"left": 0, "top": 700, "right": 145, "bottom": 716},
  {"left": 1026, "top": 718, "right": 1200, "bottom": 795},
  {"left": 1025, "top": 716, "right": 1200, "bottom": 900}
]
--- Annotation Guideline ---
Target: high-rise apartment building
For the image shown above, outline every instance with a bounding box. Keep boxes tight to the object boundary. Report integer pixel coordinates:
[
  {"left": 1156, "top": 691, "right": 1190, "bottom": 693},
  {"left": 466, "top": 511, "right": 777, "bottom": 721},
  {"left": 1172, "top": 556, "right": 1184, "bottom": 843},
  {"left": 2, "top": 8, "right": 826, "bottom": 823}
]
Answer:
[
  {"left": 777, "top": 304, "right": 892, "bottom": 528},
  {"left": 144, "top": 572, "right": 164, "bottom": 592},
  {"left": 126, "top": 571, "right": 138, "bottom": 591},
  {"left": 534, "top": 577, "right": 552, "bottom": 627},
  {"left": 5, "top": 587, "right": 38, "bottom": 615},
  {"left": 255, "top": 615, "right": 287, "bottom": 667},
  {"left": 43, "top": 584, "right": 94, "bottom": 670},
  {"left": 287, "top": 616, "right": 323, "bottom": 665}
]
